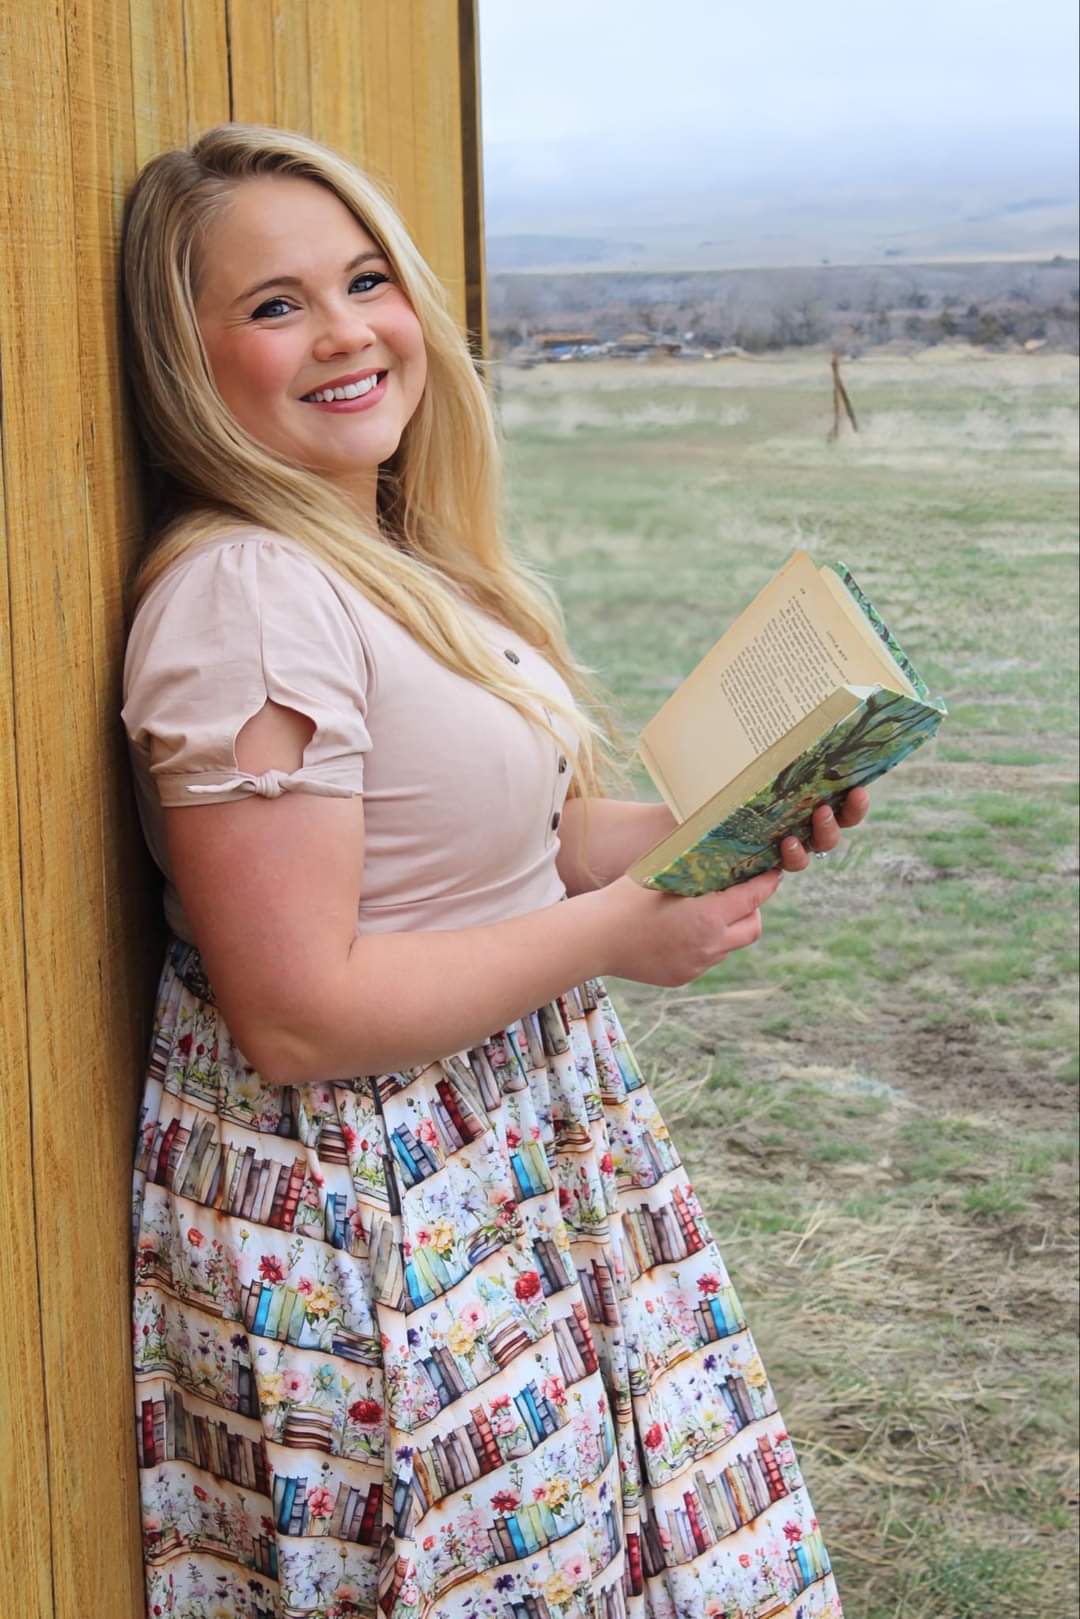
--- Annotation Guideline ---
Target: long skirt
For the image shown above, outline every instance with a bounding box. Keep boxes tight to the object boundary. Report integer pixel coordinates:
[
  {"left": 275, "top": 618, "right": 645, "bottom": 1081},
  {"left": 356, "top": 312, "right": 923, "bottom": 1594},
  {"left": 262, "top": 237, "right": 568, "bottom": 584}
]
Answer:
[{"left": 131, "top": 934, "right": 844, "bottom": 1619}]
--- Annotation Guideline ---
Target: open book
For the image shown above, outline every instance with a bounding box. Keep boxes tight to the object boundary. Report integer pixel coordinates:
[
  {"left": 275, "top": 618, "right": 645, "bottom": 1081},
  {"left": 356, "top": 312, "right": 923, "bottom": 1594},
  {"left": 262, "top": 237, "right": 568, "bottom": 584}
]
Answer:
[{"left": 628, "top": 550, "right": 947, "bottom": 895}]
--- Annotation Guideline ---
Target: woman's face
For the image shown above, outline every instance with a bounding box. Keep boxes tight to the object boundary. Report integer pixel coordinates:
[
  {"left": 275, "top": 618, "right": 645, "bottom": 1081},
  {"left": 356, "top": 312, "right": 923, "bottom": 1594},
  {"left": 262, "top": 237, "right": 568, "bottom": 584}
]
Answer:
[{"left": 194, "top": 174, "right": 427, "bottom": 515}]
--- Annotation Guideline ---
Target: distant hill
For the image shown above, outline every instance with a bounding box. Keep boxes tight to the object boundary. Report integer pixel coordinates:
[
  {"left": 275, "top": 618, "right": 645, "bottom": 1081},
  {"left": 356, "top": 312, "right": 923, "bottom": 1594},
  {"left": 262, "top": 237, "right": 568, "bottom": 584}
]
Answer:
[
  {"left": 484, "top": 143, "right": 1080, "bottom": 275},
  {"left": 486, "top": 194, "right": 1080, "bottom": 274},
  {"left": 487, "top": 234, "right": 645, "bottom": 270}
]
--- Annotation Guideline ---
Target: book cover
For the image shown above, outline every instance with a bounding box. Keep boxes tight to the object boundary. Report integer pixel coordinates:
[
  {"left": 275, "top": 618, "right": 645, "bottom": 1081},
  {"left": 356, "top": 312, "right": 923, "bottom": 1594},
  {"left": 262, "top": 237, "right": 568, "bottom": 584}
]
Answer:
[
  {"left": 421, "top": 1355, "right": 451, "bottom": 1406},
  {"left": 629, "top": 553, "right": 947, "bottom": 896},
  {"left": 231, "top": 1145, "right": 257, "bottom": 1215},
  {"left": 334, "top": 1485, "right": 359, "bottom": 1540},
  {"left": 467, "top": 1046, "right": 502, "bottom": 1112},
  {"left": 147, "top": 1115, "right": 178, "bottom": 1184},
  {"left": 553, "top": 1316, "right": 587, "bottom": 1384},
  {"left": 251, "top": 1284, "right": 273, "bottom": 1337},
  {"left": 634, "top": 686, "right": 944, "bottom": 895},
  {"left": 276, "top": 1475, "right": 297, "bottom": 1531},
  {"left": 431, "top": 1097, "right": 464, "bottom": 1154},
  {"left": 452, "top": 1428, "right": 480, "bottom": 1482},
  {"left": 358, "top": 1481, "right": 382, "bottom": 1543},
  {"left": 505, "top": 1515, "right": 530, "bottom": 1558}
]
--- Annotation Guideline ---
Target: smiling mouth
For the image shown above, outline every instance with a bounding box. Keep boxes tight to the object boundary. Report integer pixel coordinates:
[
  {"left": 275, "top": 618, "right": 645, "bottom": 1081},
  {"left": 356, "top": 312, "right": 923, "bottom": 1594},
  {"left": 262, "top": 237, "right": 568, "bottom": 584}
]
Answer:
[{"left": 301, "top": 371, "right": 386, "bottom": 404}]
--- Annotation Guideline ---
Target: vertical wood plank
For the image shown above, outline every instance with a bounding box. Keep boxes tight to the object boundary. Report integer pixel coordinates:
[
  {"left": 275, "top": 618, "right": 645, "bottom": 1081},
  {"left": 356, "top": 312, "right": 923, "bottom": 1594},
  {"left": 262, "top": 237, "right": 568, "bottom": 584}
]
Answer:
[
  {"left": 410, "top": 0, "right": 468, "bottom": 316},
  {"left": 307, "top": 0, "right": 365, "bottom": 159},
  {"left": 226, "top": 0, "right": 275, "bottom": 124},
  {"left": 129, "top": 0, "right": 189, "bottom": 162},
  {"left": 183, "top": 0, "right": 230, "bottom": 135},
  {"left": 0, "top": 352, "right": 52, "bottom": 1619},
  {"left": 67, "top": 0, "right": 166, "bottom": 1198},
  {"left": 408, "top": 0, "right": 446, "bottom": 270},
  {"left": 354, "top": 2, "right": 471, "bottom": 326},
  {"left": 272, "top": 0, "right": 311, "bottom": 132},
  {"left": 0, "top": 0, "right": 136, "bottom": 1612},
  {"left": 356, "top": 1, "right": 399, "bottom": 201}
]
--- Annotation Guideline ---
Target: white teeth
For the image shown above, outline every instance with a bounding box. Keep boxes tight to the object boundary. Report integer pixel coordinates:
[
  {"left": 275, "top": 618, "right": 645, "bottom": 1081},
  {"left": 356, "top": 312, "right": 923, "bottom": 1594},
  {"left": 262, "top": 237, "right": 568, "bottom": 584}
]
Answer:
[{"left": 305, "top": 373, "right": 381, "bottom": 403}]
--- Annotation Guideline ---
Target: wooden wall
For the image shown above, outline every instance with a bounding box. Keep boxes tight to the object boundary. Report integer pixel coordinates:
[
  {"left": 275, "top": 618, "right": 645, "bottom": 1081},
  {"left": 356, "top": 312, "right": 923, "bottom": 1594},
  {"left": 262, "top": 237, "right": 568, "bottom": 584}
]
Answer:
[{"left": 0, "top": 4, "right": 485, "bottom": 1615}]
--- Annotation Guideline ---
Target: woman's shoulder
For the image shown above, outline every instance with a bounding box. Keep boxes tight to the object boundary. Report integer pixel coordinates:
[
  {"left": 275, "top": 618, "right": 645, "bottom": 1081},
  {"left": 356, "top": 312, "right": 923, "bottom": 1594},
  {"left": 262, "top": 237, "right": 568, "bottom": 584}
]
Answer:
[
  {"left": 123, "top": 522, "right": 382, "bottom": 700},
  {"left": 134, "top": 521, "right": 341, "bottom": 605},
  {"left": 129, "top": 522, "right": 396, "bottom": 645}
]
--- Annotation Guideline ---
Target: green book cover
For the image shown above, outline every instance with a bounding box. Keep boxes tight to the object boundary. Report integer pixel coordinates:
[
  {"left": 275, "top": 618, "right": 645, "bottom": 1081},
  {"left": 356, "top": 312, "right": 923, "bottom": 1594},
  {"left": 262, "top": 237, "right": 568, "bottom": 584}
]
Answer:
[{"left": 629, "top": 554, "right": 947, "bottom": 896}]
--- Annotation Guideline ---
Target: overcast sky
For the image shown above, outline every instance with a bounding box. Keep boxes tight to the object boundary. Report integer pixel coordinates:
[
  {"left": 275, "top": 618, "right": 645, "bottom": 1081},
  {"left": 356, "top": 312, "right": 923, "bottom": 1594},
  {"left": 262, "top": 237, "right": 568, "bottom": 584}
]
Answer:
[{"left": 479, "top": 0, "right": 1080, "bottom": 223}]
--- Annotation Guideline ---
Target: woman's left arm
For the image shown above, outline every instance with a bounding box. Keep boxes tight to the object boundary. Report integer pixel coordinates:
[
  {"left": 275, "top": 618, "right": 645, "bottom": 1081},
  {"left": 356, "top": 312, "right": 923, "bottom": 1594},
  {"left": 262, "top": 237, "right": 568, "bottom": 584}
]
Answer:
[
  {"left": 554, "top": 788, "right": 872, "bottom": 896},
  {"left": 555, "top": 798, "right": 678, "bottom": 895}
]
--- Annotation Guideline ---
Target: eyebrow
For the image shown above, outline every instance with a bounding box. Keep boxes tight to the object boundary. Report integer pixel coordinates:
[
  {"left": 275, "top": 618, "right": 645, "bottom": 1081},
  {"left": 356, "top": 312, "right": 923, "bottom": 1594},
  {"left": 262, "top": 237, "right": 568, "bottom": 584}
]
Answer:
[{"left": 232, "top": 250, "right": 387, "bottom": 305}]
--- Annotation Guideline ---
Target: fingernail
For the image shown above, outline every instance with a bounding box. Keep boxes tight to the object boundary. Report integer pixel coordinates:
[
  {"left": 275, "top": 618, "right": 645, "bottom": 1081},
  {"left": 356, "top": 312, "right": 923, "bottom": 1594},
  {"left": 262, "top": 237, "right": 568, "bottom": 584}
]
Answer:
[{"left": 821, "top": 808, "right": 834, "bottom": 822}]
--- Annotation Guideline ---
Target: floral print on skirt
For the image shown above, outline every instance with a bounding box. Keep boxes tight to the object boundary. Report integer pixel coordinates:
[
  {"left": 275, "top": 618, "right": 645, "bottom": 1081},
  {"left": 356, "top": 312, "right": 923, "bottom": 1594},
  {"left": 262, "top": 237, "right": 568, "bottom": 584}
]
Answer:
[{"left": 131, "top": 935, "right": 844, "bottom": 1619}]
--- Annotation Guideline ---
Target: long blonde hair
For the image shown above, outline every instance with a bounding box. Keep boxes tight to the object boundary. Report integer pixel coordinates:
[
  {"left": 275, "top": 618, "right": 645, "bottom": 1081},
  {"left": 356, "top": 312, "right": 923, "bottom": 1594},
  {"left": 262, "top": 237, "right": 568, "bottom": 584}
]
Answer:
[{"left": 119, "top": 122, "right": 628, "bottom": 821}]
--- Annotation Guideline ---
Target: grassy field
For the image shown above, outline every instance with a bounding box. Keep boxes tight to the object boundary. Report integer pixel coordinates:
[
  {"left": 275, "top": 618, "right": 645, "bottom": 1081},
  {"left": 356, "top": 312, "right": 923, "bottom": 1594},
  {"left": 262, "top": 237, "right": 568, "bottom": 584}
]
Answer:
[{"left": 498, "top": 347, "right": 1079, "bottom": 1618}]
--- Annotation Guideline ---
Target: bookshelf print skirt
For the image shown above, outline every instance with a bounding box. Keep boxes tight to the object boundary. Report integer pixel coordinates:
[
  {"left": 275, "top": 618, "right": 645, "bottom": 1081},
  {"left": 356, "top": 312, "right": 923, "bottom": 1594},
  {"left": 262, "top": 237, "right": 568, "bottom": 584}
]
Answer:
[{"left": 132, "top": 935, "right": 844, "bottom": 1619}]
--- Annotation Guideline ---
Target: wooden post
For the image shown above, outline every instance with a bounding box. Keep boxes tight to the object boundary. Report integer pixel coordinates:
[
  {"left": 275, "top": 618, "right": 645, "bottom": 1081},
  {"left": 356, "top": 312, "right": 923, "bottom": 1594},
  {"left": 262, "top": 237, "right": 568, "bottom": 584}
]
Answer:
[{"left": 828, "top": 349, "right": 859, "bottom": 441}]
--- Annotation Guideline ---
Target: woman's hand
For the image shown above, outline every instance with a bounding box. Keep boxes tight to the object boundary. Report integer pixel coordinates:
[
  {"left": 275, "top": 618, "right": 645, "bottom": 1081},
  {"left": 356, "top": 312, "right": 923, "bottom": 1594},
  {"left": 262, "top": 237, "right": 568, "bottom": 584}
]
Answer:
[
  {"left": 594, "top": 867, "right": 783, "bottom": 988},
  {"left": 778, "top": 786, "right": 871, "bottom": 872}
]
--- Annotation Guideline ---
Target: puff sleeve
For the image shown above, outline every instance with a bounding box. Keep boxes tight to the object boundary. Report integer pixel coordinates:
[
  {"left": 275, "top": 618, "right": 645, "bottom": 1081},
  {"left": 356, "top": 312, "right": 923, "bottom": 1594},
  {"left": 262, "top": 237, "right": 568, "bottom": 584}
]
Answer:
[{"left": 122, "top": 536, "right": 373, "bottom": 806}]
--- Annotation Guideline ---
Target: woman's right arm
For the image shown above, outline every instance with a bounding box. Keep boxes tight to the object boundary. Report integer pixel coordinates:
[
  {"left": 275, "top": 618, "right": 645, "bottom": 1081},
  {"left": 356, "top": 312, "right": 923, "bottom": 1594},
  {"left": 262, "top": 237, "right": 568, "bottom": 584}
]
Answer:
[{"left": 164, "top": 699, "right": 781, "bottom": 1084}]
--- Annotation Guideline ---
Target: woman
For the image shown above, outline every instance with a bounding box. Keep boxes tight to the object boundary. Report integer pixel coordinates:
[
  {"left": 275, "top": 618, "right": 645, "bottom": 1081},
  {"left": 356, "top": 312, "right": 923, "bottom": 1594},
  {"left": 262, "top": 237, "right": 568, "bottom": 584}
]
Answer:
[{"left": 121, "top": 125, "right": 864, "bottom": 1619}]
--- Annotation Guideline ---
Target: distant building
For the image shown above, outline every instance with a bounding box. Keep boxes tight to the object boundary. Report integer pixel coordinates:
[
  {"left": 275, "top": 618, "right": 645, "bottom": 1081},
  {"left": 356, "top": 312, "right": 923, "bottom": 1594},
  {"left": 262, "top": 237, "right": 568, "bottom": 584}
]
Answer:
[
  {"left": 534, "top": 331, "right": 603, "bottom": 360},
  {"left": 609, "top": 331, "right": 682, "bottom": 359}
]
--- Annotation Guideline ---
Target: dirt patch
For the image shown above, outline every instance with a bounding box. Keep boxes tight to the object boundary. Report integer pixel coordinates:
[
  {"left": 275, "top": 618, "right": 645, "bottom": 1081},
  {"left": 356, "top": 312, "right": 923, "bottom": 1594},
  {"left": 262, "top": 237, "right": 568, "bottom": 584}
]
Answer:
[
  {"left": 623, "top": 986, "right": 1072, "bottom": 1132},
  {"left": 901, "top": 759, "right": 1078, "bottom": 792}
]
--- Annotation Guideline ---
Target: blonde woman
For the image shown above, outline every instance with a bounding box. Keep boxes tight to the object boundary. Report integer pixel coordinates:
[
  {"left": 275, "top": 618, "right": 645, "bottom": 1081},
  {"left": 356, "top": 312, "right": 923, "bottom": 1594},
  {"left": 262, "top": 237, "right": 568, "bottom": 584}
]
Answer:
[{"left": 121, "top": 125, "right": 865, "bottom": 1619}]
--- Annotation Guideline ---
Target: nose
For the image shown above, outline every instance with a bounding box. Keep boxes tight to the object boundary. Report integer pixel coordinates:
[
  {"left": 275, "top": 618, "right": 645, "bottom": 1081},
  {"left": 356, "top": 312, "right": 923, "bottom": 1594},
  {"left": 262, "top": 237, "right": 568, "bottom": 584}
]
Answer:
[{"left": 311, "top": 297, "right": 377, "bottom": 362}]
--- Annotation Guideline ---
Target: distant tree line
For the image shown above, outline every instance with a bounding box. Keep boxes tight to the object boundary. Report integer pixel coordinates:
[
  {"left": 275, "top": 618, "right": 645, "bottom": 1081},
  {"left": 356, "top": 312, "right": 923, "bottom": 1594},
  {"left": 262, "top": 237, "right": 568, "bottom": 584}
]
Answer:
[{"left": 487, "top": 258, "right": 1080, "bottom": 358}]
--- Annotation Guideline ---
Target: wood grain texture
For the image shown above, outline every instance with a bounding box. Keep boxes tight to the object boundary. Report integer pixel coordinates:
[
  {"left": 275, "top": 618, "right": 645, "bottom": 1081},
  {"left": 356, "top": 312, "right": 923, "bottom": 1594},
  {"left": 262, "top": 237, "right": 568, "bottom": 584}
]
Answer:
[
  {"left": 184, "top": 0, "right": 230, "bottom": 134},
  {"left": 410, "top": 0, "right": 468, "bottom": 310},
  {"left": 67, "top": 0, "right": 167, "bottom": 1170},
  {"left": 307, "top": 0, "right": 365, "bottom": 160},
  {"left": 0, "top": 229, "right": 51, "bottom": 1619},
  {"left": 130, "top": 0, "right": 188, "bottom": 162},
  {"left": 0, "top": 4, "right": 484, "bottom": 1613},
  {"left": 0, "top": 0, "right": 133, "bottom": 1614},
  {"left": 226, "top": 0, "right": 275, "bottom": 124},
  {"left": 353, "top": 1, "right": 471, "bottom": 326},
  {"left": 271, "top": 0, "right": 311, "bottom": 132}
]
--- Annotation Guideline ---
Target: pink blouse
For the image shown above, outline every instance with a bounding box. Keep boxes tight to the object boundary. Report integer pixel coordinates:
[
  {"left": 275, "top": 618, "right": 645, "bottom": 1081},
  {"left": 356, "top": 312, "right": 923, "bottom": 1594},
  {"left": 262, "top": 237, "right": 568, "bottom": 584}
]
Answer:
[{"left": 121, "top": 529, "right": 580, "bottom": 944}]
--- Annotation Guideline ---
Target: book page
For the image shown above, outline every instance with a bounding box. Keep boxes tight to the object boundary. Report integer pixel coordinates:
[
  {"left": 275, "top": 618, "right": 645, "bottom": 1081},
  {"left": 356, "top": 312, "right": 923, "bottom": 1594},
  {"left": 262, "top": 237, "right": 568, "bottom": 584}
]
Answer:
[
  {"left": 717, "top": 590, "right": 852, "bottom": 752},
  {"left": 639, "top": 550, "right": 909, "bottom": 819}
]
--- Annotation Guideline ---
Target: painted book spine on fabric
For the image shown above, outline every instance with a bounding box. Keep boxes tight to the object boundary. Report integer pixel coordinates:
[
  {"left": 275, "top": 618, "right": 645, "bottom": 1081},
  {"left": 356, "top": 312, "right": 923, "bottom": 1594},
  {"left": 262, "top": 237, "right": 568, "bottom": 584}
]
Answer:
[{"left": 642, "top": 686, "right": 946, "bottom": 896}]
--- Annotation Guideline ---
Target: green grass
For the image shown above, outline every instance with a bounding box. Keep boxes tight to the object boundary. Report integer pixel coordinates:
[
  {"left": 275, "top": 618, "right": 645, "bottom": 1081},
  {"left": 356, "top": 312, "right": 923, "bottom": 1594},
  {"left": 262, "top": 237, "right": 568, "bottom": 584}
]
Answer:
[{"left": 501, "top": 349, "right": 1080, "bottom": 1617}]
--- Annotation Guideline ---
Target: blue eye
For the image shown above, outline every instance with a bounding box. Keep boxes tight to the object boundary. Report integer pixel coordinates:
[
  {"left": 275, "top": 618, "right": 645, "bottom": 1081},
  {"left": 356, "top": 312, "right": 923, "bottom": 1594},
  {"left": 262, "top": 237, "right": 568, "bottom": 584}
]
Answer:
[
  {"left": 350, "top": 271, "right": 391, "bottom": 294},
  {"left": 251, "top": 295, "right": 292, "bottom": 320}
]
